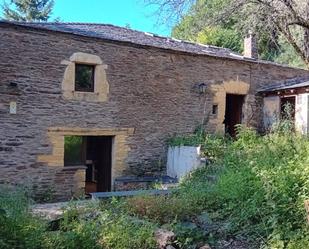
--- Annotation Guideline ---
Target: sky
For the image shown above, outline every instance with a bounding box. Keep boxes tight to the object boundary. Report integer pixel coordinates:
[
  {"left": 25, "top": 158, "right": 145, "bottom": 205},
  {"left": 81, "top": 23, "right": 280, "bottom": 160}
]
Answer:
[{"left": 0, "top": 0, "right": 174, "bottom": 36}]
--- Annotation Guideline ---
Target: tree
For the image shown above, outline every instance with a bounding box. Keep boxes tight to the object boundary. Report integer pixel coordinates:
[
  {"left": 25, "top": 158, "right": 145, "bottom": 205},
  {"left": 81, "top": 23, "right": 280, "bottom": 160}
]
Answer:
[
  {"left": 2, "top": 0, "right": 54, "bottom": 22},
  {"left": 147, "top": 0, "right": 309, "bottom": 68}
]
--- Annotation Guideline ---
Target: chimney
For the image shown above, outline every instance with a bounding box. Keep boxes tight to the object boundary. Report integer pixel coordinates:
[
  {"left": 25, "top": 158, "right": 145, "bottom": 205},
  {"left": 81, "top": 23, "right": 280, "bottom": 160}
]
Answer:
[{"left": 244, "top": 31, "right": 258, "bottom": 59}]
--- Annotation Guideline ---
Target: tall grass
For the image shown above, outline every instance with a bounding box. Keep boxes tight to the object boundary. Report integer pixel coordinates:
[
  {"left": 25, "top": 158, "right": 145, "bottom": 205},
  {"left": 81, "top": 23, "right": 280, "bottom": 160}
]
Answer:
[
  {"left": 0, "top": 186, "right": 46, "bottom": 249},
  {"left": 179, "top": 126, "right": 309, "bottom": 248},
  {"left": 0, "top": 188, "right": 157, "bottom": 249}
]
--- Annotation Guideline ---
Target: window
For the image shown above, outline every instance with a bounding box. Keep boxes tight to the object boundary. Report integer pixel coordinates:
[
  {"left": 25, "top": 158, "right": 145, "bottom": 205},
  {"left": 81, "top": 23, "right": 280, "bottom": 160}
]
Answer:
[
  {"left": 212, "top": 104, "right": 218, "bottom": 115},
  {"left": 64, "top": 136, "right": 85, "bottom": 166},
  {"left": 75, "top": 64, "right": 95, "bottom": 92}
]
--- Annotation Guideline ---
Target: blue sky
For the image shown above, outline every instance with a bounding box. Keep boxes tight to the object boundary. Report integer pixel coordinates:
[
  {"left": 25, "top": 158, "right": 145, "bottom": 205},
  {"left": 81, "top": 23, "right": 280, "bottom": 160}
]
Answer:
[{"left": 0, "top": 0, "right": 174, "bottom": 36}]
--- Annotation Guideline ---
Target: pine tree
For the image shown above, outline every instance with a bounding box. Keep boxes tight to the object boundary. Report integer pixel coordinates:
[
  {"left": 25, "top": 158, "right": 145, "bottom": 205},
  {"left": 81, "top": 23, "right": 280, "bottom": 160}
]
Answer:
[{"left": 2, "top": 0, "right": 54, "bottom": 22}]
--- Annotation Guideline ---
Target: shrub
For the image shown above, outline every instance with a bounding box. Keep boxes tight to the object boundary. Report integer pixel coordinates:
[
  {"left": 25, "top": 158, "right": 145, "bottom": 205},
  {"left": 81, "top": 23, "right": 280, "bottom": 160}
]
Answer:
[
  {"left": 168, "top": 133, "right": 204, "bottom": 147},
  {"left": 46, "top": 220, "right": 101, "bottom": 249},
  {"left": 168, "top": 128, "right": 230, "bottom": 162},
  {"left": 0, "top": 186, "right": 47, "bottom": 249},
  {"left": 98, "top": 213, "right": 156, "bottom": 249},
  {"left": 46, "top": 202, "right": 157, "bottom": 249},
  {"left": 179, "top": 126, "right": 309, "bottom": 247},
  {"left": 0, "top": 190, "right": 157, "bottom": 249}
]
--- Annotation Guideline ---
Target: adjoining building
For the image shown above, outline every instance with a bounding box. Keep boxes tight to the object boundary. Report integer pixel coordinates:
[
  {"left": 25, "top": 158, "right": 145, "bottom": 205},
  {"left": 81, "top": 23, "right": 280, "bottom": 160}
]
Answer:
[{"left": 260, "top": 79, "right": 309, "bottom": 134}]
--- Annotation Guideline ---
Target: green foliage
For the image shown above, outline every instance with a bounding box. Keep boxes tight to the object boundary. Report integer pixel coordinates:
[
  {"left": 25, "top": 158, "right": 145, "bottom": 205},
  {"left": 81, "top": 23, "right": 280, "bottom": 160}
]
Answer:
[
  {"left": 179, "top": 126, "right": 309, "bottom": 247},
  {"left": 126, "top": 195, "right": 198, "bottom": 224},
  {"left": 169, "top": 222, "right": 205, "bottom": 249},
  {"left": 4, "top": 122, "right": 309, "bottom": 248},
  {"left": 274, "top": 36, "right": 306, "bottom": 69},
  {"left": 2, "top": 0, "right": 54, "bottom": 21},
  {"left": 64, "top": 136, "right": 83, "bottom": 165},
  {"left": 163, "top": 119, "right": 309, "bottom": 247},
  {"left": 171, "top": 0, "right": 304, "bottom": 67},
  {"left": 171, "top": 2, "right": 244, "bottom": 53},
  {"left": 196, "top": 26, "right": 242, "bottom": 53},
  {"left": 271, "top": 102, "right": 295, "bottom": 135},
  {"left": 168, "top": 133, "right": 204, "bottom": 147},
  {"left": 0, "top": 190, "right": 157, "bottom": 249},
  {"left": 98, "top": 214, "right": 156, "bottom": 249},
  {"left": 0, "top": 186, "right": 47, "bottom": 249},
  {"left": 54, "top": 203, "right": 157, "bottom": 249},
  {"left": 168, "top": 129, "right": 230, "bottom": 161}
]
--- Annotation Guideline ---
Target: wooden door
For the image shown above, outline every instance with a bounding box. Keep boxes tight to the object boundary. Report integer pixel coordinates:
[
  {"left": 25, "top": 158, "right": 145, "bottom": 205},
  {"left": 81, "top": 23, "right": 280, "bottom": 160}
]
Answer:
[
  {"left": 86, "top": 136, "right": 112, "bottom": 193},
  {"left": 96, "top": 137, "right": 112, "bottom": 192}
]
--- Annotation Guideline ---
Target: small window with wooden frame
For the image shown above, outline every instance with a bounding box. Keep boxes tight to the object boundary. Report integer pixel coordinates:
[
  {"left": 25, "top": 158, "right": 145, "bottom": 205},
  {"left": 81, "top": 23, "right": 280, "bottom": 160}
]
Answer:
[{"left": 75, "top": 64, "right": 95, "bottom": 92}]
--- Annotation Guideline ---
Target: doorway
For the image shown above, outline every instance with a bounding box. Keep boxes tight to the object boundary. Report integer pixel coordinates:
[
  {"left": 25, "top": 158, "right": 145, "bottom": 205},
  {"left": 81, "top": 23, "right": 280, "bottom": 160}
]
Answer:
[
  {"left": 64, "top": 136, "right": 113, "bottom": 194},
  {"left": 280, "top": 96, "right": 296, "bottom": 120},
  {"left": 224, "top": 94, "right": 245, "bottom": 137}
]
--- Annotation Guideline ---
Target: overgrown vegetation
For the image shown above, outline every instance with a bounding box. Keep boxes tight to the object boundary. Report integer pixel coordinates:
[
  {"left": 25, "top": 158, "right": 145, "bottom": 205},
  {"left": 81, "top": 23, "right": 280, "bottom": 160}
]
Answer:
[
  {"left": 2, "top": 114, "right": 309, "bottom": 248},
  {"left": 175, "top": 126, "right": 309, "bottom": 248},
  {"left": 150, "top": 0, "right": 309, "bottom": 68},
  {"left": 168, "top": 128, "right": 229, "bottom": 161},
  {"left": 0, "top": 189, "right": 157, "bottom": 249},
  {"left": 0, "top": 187, "right": 47, "bottom": 249},
  {"left": 129, "top": 120, "right": 309, "bottom": 247}
]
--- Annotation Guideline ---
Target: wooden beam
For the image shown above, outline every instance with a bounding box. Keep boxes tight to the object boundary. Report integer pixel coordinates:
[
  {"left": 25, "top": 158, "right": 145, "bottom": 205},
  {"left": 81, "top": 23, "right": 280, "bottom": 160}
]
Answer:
[{"left": 260, "top": 87, "right": 309, "bottom": 97}]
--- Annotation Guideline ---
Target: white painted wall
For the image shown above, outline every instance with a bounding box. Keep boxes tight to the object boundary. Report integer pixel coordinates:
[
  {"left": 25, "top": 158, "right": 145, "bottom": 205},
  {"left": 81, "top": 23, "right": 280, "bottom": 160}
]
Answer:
[
  {"left": 295, "top": 94, "right": 309, "bottom": 134},
  {"left": 167, "top": 146, "right": 201, "bottom": 179},
  {"left": 263, "top": 96, "right": 280, "bottom": 130}
]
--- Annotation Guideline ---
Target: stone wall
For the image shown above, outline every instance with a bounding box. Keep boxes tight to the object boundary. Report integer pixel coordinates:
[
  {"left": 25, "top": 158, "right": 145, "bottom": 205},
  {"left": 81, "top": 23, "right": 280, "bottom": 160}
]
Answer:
[{"left": 1, "top": 23, "right": 309, "bottom": 200}]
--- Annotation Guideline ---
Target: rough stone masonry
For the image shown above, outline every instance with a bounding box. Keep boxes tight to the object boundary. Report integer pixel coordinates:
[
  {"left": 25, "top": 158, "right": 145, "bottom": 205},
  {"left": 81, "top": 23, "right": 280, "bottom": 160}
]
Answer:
[{"left": 1, "top": 21, "right": 309, "bottom": 201}]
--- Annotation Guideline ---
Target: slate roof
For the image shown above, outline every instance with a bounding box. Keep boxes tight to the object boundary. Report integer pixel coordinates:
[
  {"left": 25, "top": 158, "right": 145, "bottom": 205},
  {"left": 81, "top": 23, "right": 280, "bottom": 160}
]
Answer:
[
  {"left": 258, "top": 77, "right": 309, "bottom": 93},
  {"left": 1, "top": 21, "right": 309, "bottom": 69},
  {"left": 0, "top": 20, "right": 283, "bottom": 65}
]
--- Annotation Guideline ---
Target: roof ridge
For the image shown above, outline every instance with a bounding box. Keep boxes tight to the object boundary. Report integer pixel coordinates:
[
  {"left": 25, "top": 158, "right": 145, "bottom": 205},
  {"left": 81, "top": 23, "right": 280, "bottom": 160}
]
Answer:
[
  {"left": 6, "top": 20, "right": 156, "bottom": 34},
  {"left": 4, "top": 20, "right": 235, "bottom": 52},
  {"left": 2, "top": 20, "right": 308, "bottom": 70}
]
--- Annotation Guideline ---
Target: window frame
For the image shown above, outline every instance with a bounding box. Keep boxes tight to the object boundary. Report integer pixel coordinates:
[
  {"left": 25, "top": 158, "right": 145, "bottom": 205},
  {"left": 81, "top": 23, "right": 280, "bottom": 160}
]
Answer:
[{"left": 74, "top": 63, "right": 95, "bottom": 92}]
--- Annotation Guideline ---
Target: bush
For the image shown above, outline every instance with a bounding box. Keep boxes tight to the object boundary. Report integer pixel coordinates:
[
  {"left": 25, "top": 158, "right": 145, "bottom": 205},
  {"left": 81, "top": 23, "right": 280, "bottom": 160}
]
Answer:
[
  {"left": 0, "top": 190, "right": 157, "bottom": 249},
  {"left": 179, "top": 126, "right": 309, "bottom": 247},
  {"left": 168, "top": 128, "right": 230, "bottom": 162},
  {"left": 0, "top": 186, "right": 47, "bottom": 249},
  {"left": 98, "top": 213, "right": 156, "bottom": 249},
  {"left": 42, "top": 201, "right": 157, "bottom": 249}
]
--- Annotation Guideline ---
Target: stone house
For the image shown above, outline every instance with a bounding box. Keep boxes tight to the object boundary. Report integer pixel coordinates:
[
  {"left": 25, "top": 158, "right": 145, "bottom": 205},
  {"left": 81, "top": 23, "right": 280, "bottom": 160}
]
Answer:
[{"left": 1, "top": 21, "right": 309, "bottom": 200}]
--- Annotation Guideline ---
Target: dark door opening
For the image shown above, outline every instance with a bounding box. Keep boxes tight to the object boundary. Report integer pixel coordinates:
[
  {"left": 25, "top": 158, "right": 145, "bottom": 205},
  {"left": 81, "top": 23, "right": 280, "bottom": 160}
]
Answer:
[
  {"left": 64, "top": 136, "right": 113, "bottom": 194},
  {"left": 280, "top": 96, "right": 296, "bottom": 121},
  {"left": 85, "top": 136, "right": 112, "bottom": 193},
  {"left": 224, "top": 94, "right": 245, "bottom": 137}
]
